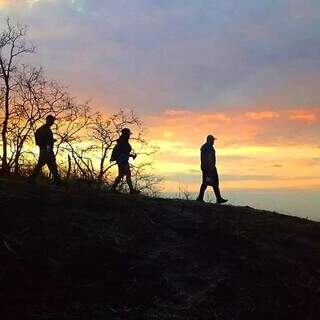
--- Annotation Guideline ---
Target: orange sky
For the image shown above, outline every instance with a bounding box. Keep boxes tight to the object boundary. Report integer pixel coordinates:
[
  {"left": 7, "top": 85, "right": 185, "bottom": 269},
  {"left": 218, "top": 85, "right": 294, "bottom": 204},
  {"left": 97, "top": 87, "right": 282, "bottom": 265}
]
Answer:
[
  {"left": 144, "top": 107, "right": 320, "bottom": 192},
  {"left": 1, "top": 1, "right": 320, "bottom": 198}
]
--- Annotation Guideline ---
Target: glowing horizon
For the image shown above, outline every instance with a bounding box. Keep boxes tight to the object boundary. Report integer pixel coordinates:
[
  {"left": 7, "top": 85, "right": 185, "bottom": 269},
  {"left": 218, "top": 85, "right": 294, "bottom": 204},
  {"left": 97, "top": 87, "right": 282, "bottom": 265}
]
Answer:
[
  {"left": 145, "top": 107, "right": 320, "bottom": 192},
  {"left": 0, "top": 1, "right": 320, "bottom": 213}
]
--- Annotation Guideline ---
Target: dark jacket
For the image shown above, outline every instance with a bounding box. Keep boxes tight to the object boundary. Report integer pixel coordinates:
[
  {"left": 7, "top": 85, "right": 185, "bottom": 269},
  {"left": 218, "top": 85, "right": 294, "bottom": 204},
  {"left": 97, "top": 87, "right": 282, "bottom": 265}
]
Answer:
[
  {"left": 112, "top": 136, "right": 132, "bottom": 165},
  {"left": 200, "top": 142, "right": 216, "bottom": 172},
  {"left": 35, "top": 124, "right": 55, "bottom": 148}
]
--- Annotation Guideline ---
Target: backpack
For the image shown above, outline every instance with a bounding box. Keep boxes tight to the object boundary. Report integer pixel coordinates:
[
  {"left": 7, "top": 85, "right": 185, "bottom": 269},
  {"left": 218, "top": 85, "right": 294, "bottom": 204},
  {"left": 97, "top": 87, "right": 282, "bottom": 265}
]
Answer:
[
  {"left": 110, "top": 144, "right": 119, "bottom": 162},
  {"left": 34, "top": 127, "right": 42, "bottom": 146}
]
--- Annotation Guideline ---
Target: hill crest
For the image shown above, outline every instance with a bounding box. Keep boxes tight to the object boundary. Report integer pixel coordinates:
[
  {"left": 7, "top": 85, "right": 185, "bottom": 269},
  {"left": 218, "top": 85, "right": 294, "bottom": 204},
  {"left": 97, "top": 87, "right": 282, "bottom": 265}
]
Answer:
[{"left": 1, "top": 179, "right": 320, "bottom": 319}]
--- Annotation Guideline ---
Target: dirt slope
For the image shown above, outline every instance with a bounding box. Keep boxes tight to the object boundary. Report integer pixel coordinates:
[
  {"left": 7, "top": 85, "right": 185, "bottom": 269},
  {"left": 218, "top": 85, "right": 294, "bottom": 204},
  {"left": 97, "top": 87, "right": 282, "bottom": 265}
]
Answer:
[{"left": 1, "top": 179, "right": 320, "bottom": 319}]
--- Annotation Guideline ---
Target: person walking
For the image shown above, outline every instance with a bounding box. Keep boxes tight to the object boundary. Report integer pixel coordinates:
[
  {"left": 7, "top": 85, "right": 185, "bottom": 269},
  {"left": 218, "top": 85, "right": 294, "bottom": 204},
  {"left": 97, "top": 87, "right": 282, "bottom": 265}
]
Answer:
[
  {"left": 111, "top": 128, "right": 140, "bottom": 194},
  {"left": 28, "top": 115, "right": 62, "bottom": 185},
  {"left": 196, "top": 135, "right": 228, "bottom": 204}
]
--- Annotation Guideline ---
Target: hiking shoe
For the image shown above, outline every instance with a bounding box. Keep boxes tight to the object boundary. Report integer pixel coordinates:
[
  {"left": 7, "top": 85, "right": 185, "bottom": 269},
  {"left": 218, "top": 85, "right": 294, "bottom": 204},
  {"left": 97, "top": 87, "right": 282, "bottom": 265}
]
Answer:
[
  {"left": 196, "top": 197, "right": 205, "bottom": 203},
  {"left": 130, "top": 189, "right": 141, "bottom": 195},
  {"left": 217, "top": 198, "right": 228, "bottom": 204}
]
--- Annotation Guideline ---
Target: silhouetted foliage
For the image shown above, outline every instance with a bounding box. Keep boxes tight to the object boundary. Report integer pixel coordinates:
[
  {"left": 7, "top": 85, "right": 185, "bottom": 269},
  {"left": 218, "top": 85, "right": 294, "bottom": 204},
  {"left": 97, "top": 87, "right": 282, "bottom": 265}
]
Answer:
[
  {"left": 0, "top": 18, "right": 160, "bottom": 193},
  {"left": 0, "top": 18, "right": 35, "bottom": 173}
]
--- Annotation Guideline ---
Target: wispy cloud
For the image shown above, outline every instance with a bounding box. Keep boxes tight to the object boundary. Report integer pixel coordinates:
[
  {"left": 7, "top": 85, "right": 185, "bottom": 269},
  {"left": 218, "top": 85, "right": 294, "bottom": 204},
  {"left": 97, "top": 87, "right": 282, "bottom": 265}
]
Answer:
[
  {"left": 290, "top": 110, "right": 318, "bottom": 122},
  {"left": 1, "top": 1, "right": 320, "bottom": 192},
  {"left": 1, "top": 0, "right": 320, "bottom": 112},
  {"left": 148, "top": 107, "right": 320, "bottom": 146},
  {"left": 147, "top": 106, "right": 320, "bottom": 191},
  {"left": 245, "top": 111, "right": 280, "bottom": 120}
]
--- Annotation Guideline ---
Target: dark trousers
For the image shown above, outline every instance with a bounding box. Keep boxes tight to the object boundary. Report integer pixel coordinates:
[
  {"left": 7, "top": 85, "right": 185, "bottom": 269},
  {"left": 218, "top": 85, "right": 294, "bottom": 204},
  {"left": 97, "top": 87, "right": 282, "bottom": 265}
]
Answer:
[
  {"left": 30, "top": 147, "right": 60, "bottom": 183},
  {"left": 112, "top": 163, "right": 135, "bottom": 191},
  {"left": 197, "top": 167, "right": 222, "bottom": 201}
]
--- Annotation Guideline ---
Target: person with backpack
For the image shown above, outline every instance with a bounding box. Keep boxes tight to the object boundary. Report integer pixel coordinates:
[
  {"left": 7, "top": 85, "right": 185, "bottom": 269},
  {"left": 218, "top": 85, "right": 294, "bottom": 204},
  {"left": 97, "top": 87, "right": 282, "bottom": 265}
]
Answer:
[
  {"left": 196, "top": 135, "right": 228, "bottom": 204},
  {"left": 110, "top": 128, "right": 140, "bottom": 194},
  {"left": 28, "top": 115, "right": 62, "bottom": 185}
]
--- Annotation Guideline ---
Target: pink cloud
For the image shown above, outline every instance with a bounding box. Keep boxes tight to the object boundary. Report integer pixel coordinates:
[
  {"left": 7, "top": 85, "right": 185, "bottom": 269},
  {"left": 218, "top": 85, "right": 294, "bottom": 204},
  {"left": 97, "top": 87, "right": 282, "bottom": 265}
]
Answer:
[
  {"left": 147, "top": 107, "right": 320, "bottom": 147},
  {"left": 245, "top": 111, "right": 280, "bottom": 120},
  {"left": 164, "top": 109, "right": 194, "bottom": 117},
  {"left": 197, "top": 113, "right": 231, "bottom": 122},
  {"left": 289, "top": 110, "right": 318, "bottom": 123}
]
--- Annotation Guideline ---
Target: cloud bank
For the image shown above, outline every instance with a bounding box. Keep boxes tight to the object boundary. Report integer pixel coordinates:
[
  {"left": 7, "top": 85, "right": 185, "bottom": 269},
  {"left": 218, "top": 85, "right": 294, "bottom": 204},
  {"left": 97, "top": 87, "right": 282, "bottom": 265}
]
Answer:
[
  {"left": 1, "top": 0, "right": 320, "bottom": 113},
  {"left": 1, "top": 0, "right": 320, "bottom": 191}
]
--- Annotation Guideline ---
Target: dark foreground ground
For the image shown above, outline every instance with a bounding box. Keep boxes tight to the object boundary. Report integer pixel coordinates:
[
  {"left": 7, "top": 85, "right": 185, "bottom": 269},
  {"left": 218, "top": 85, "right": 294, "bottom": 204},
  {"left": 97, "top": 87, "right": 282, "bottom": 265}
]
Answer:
[{"left": 1, "top": 179, "right": 320, "bottom": 320}]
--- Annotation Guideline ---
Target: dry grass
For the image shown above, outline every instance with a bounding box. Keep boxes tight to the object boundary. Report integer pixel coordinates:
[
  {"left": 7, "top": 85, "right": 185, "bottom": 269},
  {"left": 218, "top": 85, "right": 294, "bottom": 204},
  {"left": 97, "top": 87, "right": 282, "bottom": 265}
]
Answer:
[{"left": 1, "top": 178, "right": 320, "bottom": 319}]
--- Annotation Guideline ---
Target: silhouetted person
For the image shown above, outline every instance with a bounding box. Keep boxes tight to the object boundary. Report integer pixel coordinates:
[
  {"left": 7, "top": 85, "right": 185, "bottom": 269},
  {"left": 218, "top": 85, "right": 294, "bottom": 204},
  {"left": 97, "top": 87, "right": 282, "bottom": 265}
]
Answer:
[
  {"left": 111, "top": 128, "right": 140, "bottom": 194},
  {"left": 196, "top": 135, "right": 228, "bottom": 204},
  {"left": 28, "top": 115, "right": 61, "bottom": 185}
]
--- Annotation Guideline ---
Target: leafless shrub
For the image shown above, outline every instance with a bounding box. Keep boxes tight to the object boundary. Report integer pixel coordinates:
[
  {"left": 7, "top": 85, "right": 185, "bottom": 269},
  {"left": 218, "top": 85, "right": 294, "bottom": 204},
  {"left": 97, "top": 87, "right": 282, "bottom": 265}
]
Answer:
[{"left": 0, "top": 18, "right": 161, "bottom": 195}]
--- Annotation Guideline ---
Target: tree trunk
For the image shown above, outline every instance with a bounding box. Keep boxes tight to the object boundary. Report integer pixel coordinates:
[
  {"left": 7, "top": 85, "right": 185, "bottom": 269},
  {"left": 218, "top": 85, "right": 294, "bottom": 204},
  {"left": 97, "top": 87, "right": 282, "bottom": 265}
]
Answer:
[
  {"left": 13, "top": 151, "right": 21, "bottom": 176},
  {"left": 1, "top": 85, "right": 10, "bottom": 175},
  {"left": 66, "top": 154, "right": 71, "bottom": 181}
]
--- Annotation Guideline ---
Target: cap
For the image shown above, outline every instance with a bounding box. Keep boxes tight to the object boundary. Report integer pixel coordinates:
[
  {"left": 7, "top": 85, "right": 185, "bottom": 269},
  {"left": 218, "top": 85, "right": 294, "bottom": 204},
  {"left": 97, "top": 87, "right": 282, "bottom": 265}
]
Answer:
[
  {"left": 46, "top": 115, "right": 56, "bottom": 122},
  {"left": 121, "top": 128, "right": 132, "bottom": 135},
  {"left": 207, "top": 134, "right": 217, "bottom": 141}
]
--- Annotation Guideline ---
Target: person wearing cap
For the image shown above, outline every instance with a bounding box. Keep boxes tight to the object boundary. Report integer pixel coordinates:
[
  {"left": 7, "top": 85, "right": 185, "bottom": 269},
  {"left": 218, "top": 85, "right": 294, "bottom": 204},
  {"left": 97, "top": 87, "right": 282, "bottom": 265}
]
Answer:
[
  {"left": 28, "top": 115, "right": 62, "bottom": 185},
  {"left": 111, "top": 128, "right": 140, "bottom": 194},
  {"left": 196, "top": 135, "right": 228, "bottom": 204}
]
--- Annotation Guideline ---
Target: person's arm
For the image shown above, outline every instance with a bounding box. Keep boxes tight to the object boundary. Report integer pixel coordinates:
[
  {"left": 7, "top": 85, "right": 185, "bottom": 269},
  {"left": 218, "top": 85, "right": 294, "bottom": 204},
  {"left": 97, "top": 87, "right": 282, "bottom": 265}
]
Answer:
[
  {"left": 128, "top": 143, "right": 136, "bottom": 159},
  {"left": 201, "top": 148, "right": 211, "bottom": 172},
  {"left": 212, "top": 148, "right": 216, "bottom": 167},
  {"left": 205, "top": 153, "right": 214, "bottom": 171},
  {"left": 40, "top": 127, "right": 55, "bottom": 152},
  {"left": 202, "top": 147, "right": 216, "bottom": 173},
  {"left": 48, "top": 129, "right": 56, "bottom": 146}
]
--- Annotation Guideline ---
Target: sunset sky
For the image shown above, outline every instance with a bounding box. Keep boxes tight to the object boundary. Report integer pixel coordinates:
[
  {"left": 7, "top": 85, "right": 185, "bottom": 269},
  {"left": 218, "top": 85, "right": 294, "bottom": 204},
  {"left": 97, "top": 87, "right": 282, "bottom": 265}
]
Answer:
[{"left": 1, "top": 0, "right": 319, "bottom": 216}]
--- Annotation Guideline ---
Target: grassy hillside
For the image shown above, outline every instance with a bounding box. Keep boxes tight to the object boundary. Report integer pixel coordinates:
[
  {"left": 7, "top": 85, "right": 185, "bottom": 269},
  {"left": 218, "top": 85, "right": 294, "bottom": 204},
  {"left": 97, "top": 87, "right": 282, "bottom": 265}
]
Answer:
[{"left": 1, "top": 179, "right": 320, "bottom": 319}]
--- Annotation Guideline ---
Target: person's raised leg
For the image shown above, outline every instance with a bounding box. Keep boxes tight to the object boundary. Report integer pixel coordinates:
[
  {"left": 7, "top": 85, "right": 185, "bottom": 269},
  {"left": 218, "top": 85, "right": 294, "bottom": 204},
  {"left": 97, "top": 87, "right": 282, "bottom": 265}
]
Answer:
[
  {"left": 213, "top": 185, "right": 221, "bottom": 200},
  {"left": 213, "top": 185, "right": 228, "bottom": 204},
  {"left": 126, "top": 168, "right": 140, "bottom": 194},
  {"left": 211, "top": 168, "right": 227, "bottom": 204},
  {"left": 47, "top": 154, "right": 61, "bottom": 184},
  {"left": 125, "top": 166, "right": 140, "bottom": 194}
]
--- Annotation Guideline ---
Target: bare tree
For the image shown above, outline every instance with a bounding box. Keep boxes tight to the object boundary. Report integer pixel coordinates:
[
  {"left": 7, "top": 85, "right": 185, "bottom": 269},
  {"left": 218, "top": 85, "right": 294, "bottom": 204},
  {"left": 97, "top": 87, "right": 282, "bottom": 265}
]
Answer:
[
  {"left": 64, "top": 111, "right": 137, "bottom": 185},
  {"left": 8, "top": 66, "right": 48, "bottom": 174},
  {"left": 65, "top": 110, "right": 159, "bottom": 191},
  {"left": 0, "top": 18, "right": 161, "bottom": 194},
  {"left": 0, "top": 18, "right": 35, "bottom": 173},
  {"left": 53, "top": 99, "right": 91, "bottom": 179},
  {"left": 4, "top": 66, "right": 83, "bottom": 175},
  {"left": 130, "top": 162, "right": 162, "bottom": 196}
]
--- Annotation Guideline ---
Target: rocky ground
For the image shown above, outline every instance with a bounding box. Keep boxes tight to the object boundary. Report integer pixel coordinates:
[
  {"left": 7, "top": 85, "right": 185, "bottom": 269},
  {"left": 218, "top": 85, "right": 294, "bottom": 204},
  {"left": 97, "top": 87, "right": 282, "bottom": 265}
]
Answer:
[{"left": 1, "top": 179, "right": 320, "bottom": 319}]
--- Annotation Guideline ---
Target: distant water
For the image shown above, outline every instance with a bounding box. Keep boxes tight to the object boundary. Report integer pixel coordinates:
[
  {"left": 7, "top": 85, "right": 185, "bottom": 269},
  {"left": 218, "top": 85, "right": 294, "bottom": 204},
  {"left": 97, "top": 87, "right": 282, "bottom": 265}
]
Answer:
[{"left": 162, "top": 189, "right": 320, "bottom": 221}]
